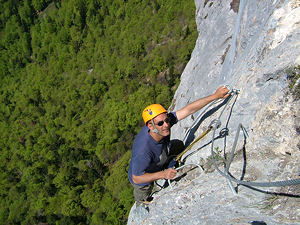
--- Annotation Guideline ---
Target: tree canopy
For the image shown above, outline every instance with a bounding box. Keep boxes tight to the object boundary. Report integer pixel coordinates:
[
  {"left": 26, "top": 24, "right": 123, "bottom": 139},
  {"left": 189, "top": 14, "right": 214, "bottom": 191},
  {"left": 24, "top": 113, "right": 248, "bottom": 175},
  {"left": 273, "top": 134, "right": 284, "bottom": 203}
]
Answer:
[{"left": 0, "top": 0, "right": 197, "bottom": 224}]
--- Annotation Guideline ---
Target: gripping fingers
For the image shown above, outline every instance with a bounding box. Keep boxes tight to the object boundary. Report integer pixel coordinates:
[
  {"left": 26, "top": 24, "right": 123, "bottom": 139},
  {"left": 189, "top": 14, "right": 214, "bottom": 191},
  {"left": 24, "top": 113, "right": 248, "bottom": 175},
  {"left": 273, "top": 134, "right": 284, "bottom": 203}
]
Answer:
[{"left": 164, "top": 168, "right": 177, "bottom": 179}]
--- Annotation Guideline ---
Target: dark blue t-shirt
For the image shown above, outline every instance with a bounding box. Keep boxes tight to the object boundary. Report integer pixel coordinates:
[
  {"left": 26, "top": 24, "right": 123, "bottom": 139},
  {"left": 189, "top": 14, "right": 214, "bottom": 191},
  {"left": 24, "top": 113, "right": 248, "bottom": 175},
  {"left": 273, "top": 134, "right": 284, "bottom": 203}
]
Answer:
[{"left": 128, "top": 112, "right": 178, "bottom": 186}]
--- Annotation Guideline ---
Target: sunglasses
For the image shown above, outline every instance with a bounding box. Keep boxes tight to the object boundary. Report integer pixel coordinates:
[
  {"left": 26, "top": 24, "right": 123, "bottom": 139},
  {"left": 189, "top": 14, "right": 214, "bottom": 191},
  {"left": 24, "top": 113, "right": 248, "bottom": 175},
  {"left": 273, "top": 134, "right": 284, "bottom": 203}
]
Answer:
[{"left": 155, "top": 117, "right": 170, "bottom": 126}]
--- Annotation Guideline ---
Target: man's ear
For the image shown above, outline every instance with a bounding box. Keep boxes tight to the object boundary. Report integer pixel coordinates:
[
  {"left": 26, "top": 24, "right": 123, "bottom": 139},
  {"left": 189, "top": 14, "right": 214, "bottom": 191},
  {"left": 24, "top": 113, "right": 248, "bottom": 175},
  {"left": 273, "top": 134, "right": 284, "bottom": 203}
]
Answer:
[
  {"left": 147, "top": 122, "right": 153, "bottom": 129},
  {"left": 147, "top": 120, "right": 157, "bottom": 131}
]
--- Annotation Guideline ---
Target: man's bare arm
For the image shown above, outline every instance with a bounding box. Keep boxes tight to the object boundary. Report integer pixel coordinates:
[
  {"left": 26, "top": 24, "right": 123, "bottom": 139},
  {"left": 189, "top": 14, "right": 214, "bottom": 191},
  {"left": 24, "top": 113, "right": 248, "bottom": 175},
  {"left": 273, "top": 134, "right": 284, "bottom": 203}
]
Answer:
[
  {"left": 176, "top": 86, "right": 230, "bottom": 121},
  {"left": 132, "top": 168, "right": 177, "bottom": 184}
]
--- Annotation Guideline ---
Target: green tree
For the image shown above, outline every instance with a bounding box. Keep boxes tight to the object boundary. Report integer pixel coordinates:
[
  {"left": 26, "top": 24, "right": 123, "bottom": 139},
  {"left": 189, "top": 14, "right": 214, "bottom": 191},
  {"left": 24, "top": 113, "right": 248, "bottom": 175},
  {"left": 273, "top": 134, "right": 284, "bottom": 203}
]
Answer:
[{"left": 0, "top": 0, "right": 197, "bottom": 224}]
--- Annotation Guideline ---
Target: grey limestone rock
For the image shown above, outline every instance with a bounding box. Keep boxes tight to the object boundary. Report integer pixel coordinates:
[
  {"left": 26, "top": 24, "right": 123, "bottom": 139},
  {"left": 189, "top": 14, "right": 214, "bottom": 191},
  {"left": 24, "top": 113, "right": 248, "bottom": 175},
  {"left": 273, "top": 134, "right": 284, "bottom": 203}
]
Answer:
[{"left": 128, "top": 0, "right": 300, "bottom": 224}]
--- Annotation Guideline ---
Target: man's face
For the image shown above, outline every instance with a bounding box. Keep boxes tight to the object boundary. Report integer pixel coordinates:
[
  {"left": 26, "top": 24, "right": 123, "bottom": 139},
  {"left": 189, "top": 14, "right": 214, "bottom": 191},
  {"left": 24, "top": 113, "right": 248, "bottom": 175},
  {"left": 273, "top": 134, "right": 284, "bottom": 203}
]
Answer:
[{"left": 151, "top": 113, "right": 171, "bottom": 136}]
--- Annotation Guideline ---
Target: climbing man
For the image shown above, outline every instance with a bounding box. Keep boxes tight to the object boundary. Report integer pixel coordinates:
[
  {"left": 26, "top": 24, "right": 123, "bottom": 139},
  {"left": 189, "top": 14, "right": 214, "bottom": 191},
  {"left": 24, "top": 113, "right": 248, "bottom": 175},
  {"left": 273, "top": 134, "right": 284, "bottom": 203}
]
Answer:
[{"left": 128, "top": 86, "right": 230, "bottom": 205}]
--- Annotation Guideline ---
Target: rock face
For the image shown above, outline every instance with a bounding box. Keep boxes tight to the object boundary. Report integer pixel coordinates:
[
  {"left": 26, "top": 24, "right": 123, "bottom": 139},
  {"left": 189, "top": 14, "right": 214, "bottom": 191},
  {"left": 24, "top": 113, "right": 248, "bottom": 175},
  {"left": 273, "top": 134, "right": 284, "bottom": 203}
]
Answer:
[{"left": 127, "top": 0, "right": 300, "bottom": 224}]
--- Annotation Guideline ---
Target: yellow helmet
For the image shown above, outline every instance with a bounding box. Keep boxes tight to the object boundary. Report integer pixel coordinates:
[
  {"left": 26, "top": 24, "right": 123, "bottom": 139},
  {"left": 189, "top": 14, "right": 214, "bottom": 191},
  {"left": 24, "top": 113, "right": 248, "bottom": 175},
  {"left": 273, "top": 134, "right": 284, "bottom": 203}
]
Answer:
[{"left": 142, "top": 104, "right": 167, "bottom": 124}]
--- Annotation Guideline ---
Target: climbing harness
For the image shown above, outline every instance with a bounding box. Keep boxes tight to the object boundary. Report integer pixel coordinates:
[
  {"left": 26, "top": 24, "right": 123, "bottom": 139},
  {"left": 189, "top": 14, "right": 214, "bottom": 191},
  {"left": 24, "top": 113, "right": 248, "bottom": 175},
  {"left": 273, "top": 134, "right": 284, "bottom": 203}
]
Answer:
[
  {"left": 176, "top": 86, "right": 237, "bottom": 164},
  {"left": 168, "top": 87, "right": 300, "bottom": 194},
  {"left": 176, "top": 126, "right": 212, "bottom": 163},
  {"left": 166, "top": 0, "right": 300, "bottom": 195},
  {"left": 168, "top": 87, "right": 238, "bottom": 189}
]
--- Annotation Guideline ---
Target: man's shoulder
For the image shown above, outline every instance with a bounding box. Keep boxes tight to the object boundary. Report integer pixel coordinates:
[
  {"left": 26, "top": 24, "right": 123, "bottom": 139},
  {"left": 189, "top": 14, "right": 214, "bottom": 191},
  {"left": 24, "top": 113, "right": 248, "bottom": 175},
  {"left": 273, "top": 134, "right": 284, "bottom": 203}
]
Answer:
[
  {"left": 133, "top": 126, "right": 152, "bottom": 149},
  {"left": 135, "top": 125, "right": 150, "bottom": 140}
]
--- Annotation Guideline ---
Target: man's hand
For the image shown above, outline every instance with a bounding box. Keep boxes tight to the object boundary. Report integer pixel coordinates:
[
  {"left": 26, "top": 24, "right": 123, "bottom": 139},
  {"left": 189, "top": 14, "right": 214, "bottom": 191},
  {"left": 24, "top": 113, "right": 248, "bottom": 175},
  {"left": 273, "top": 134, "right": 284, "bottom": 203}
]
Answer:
[
  {"left": 214, "top": 85, "right": 230, "bottom": 99},
  {"left": 163, "top": 168, "right": 177, "bottom": 180},
  {"left": 132, "top": 168, "right": 178, "bottom": 184},
  {"left": 176, "top": 85, "right": 231, "bottom": 121}
]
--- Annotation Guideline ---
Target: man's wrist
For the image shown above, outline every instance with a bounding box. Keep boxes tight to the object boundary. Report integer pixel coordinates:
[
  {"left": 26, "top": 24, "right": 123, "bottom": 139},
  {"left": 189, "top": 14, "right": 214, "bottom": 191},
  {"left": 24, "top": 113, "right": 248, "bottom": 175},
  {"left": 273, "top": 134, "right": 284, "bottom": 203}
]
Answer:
[
  {"left": 210, "top": 93, "right": 219, "bottom": 100},
  {"left": 159, "top": 170, "right": 166, "bottom": 179}
]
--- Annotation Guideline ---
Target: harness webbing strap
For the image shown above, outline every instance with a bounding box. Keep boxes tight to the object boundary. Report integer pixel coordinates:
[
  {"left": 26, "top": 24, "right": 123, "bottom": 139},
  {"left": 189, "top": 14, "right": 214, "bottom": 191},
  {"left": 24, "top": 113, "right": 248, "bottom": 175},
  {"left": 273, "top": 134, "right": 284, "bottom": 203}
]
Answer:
[{"left": 176, "top": 127, "right": 212, "bottom": 163}]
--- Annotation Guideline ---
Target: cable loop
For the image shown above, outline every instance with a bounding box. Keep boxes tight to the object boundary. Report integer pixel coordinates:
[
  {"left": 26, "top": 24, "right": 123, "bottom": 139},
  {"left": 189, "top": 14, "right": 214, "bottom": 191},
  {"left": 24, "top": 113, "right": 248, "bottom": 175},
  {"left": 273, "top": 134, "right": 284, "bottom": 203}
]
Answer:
[
  {"left": 209, "top": 118, "right": 221, "bottom": 129},
  {"left": 219, "top": 128, "right": 229, "bottom": 137},
  {"left": 171, "top": 86, "right": 300, "bottom": 195}
]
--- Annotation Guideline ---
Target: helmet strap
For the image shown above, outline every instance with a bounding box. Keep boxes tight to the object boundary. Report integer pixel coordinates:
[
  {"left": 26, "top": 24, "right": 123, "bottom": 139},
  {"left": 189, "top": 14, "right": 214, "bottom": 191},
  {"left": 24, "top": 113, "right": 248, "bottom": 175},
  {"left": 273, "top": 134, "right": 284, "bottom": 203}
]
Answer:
[{"left": 151, "top": 119, "right": 162, "bottom": 136}]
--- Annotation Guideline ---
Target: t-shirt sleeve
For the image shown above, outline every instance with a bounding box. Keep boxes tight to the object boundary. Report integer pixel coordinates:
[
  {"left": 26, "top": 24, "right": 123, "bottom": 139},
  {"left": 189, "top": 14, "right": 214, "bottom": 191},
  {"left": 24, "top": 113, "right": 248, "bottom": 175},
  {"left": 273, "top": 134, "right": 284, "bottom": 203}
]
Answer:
[
  {"left": 168, "top": 112, "right": 178, "bottom": 126},
  {"left": 131, "top": 151, "right": 152, "bottom": 176}
]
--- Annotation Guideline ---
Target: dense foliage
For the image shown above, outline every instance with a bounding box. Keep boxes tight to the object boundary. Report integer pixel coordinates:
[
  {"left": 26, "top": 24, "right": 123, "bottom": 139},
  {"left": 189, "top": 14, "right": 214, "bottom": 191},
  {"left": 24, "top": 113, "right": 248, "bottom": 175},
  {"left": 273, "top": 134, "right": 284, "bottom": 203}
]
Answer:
[
  {"left": 287, "top": 65, "right": 300, "bottom": 100},
  {"left": 0, "top": 0, "right": 197, "bottom": 224}
]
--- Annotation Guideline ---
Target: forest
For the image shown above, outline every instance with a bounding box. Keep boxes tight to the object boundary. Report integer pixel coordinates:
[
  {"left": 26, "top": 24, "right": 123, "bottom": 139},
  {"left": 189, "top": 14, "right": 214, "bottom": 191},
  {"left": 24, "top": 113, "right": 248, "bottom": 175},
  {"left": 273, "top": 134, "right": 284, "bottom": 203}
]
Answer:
[{"left": 0, "top": 0, "right": 197, "bottom": 224}]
